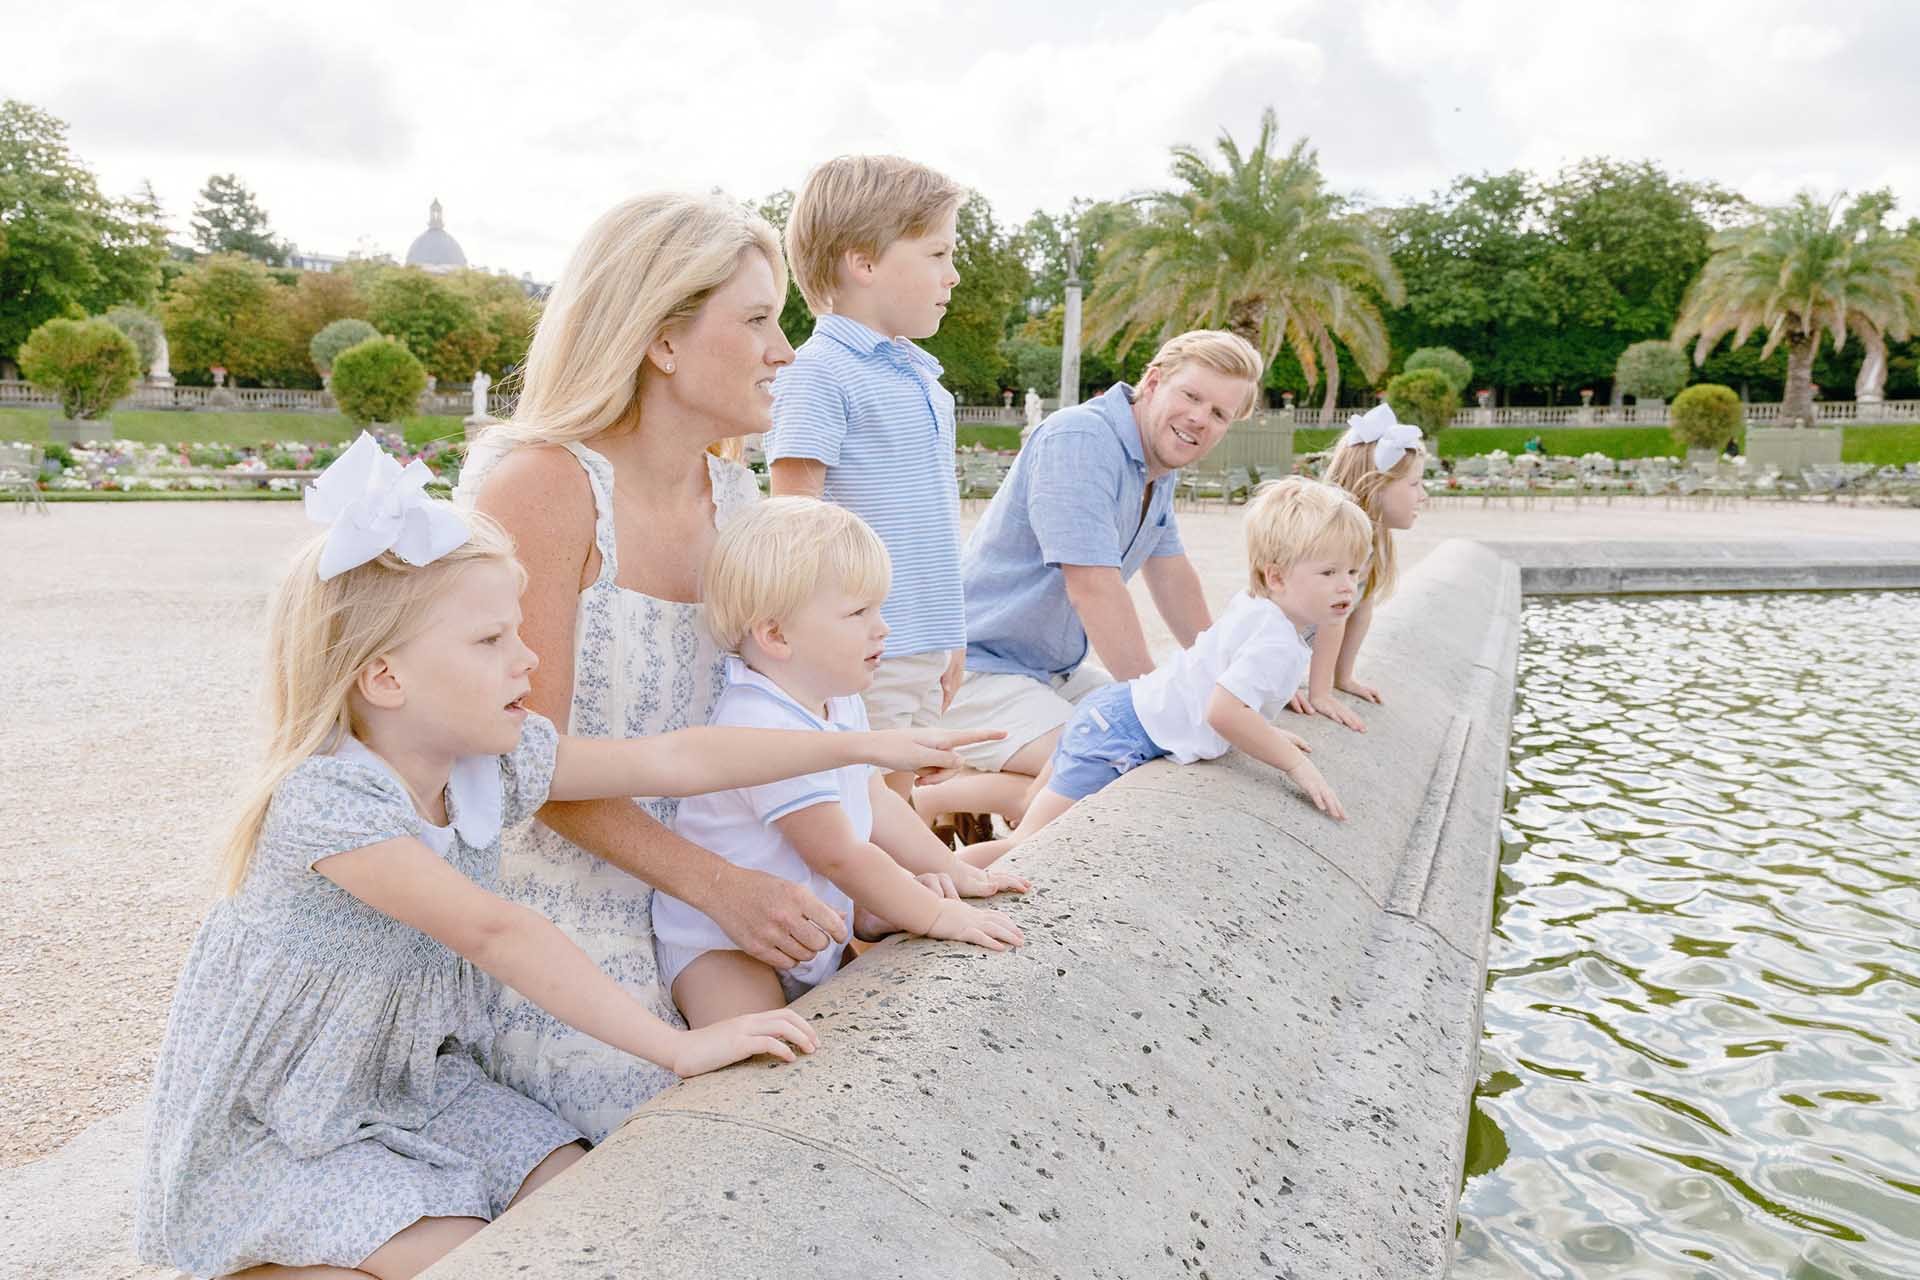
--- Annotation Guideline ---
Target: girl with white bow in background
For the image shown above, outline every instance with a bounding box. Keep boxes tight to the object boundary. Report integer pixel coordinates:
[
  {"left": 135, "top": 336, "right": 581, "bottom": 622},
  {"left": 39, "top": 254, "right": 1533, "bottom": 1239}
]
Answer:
[
  {"left": 135, "top": 435, "right": 995, "bottom": 1280},
  {"left": 1289, "top": 402, "right": 1430, "bottom": 733}
]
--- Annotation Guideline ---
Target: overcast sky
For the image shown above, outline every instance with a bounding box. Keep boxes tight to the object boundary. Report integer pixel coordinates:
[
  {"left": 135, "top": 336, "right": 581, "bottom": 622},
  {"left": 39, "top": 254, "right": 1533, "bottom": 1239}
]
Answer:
[{"left": 17, "top": 0, "right": 1916, "bottom": 281}]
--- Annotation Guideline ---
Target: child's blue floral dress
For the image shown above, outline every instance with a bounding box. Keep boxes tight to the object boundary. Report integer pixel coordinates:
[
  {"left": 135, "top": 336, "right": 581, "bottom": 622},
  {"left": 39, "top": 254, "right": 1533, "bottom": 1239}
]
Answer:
[{"left": 135, "top": 714, "right": 582, "bottom": 1276}]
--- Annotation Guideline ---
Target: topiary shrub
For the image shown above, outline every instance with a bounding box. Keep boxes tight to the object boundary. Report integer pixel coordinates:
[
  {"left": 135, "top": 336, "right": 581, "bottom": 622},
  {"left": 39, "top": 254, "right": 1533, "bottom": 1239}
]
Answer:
[
  {"left": 1384, "top": 367, "right": 1458, "bottom": 435},
  {"left": 329, "top": 336, "right": 427, "bottom": 426},
  {"left": 104, "top": 305, "right": 164, "bottom": 374},
  {"left": 1669, "top": 383, "right": 1742, "bottom": 451},
  {"left": 1403, "top": 346, "right": 1472, "bottom": 396},
  {"left": 18, "top": 317, "right": 141, "bottom": 420},
  {"left": 310, "top": 317, "right": 381, "bottom": 377},
  {"left": 1614, "top": 340, "right": 1689, "bottom": 401}
]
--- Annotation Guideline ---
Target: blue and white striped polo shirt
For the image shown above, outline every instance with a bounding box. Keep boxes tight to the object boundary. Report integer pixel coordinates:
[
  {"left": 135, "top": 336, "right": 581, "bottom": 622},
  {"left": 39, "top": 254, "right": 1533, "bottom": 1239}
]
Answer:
[{"left": 767, "top": 313, "right": 964, "bottom": 659}]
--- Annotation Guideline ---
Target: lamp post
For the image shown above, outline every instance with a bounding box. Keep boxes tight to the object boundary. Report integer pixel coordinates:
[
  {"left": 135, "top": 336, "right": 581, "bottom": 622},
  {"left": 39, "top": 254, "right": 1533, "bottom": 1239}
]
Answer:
[{"left": 1058, "top": 236, "right": 1083, "bottom": 410}]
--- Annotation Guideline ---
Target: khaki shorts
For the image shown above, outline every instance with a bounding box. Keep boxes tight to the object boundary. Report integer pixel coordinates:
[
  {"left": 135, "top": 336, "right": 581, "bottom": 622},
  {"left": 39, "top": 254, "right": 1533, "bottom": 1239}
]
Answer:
[
  {"left": 861, "top": 651, "right": 952, "bottom": 730},
  {"left": 938, "top": 665, "right": 1112, "bottom": 772}
]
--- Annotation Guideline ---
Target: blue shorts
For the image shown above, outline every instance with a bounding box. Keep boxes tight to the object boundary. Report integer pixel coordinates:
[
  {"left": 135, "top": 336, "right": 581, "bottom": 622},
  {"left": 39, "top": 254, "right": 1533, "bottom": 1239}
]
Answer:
[{"left": 1046, "top": 681, "right": 1168, "bottom": 801}]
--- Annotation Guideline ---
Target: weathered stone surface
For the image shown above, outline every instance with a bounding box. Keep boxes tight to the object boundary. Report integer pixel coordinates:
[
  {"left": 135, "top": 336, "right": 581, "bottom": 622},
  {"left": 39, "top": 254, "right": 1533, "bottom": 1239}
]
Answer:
[
  {"left": 1484, "top": 538, "right": 1920, "bottom": 595},
  {"left": 428, "top": 541, "right": 1523, "bottom": 1280}
]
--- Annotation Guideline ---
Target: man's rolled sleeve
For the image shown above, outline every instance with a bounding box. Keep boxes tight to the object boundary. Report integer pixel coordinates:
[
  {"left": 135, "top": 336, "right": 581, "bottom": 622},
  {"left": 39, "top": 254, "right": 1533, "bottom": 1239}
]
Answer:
[
  {"left": 767, "top": 358, "right": 849, "bottom": 467},
  {"left": 1027, "top": 430, "right": 1125, "bottom": 569}
]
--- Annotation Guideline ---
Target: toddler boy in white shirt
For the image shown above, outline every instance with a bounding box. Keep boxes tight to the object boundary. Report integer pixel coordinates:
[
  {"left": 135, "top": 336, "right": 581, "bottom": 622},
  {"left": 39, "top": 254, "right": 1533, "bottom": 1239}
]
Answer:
[{"left": 963, "top": 477, "right": 1368, "bottom": 866}]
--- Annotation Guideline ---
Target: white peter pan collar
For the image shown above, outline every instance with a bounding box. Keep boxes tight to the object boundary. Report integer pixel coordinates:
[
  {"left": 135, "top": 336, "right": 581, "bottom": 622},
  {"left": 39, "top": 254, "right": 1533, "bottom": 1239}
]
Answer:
[
  {"left": 722, "top": 655, "right": 863, "bottom": 731},
  {"left": 332, "top": 735, "right": 504, "bottom": 851}
]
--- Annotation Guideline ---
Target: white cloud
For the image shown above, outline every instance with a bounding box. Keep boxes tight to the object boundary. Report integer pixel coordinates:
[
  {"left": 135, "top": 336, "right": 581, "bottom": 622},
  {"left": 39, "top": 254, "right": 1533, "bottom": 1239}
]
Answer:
[{"left": 10, "top": 0, "right": 1917, "bottom": 280}]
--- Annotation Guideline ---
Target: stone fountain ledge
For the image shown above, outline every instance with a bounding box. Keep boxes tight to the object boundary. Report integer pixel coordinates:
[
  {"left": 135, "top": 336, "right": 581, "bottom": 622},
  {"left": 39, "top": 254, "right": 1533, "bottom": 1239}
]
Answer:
[{"left": 12, "top": 537, "right": 1920, "bottom": 1280}]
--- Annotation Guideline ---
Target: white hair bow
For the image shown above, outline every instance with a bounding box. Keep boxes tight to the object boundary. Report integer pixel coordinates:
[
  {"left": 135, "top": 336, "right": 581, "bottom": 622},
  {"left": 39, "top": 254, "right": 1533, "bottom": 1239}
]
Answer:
[
  {"left": 1341, "top": 403, "right": 1424, "bottom": 472},
  {"left": 305, "top": 432, "right": 471, "bottom": 580}
]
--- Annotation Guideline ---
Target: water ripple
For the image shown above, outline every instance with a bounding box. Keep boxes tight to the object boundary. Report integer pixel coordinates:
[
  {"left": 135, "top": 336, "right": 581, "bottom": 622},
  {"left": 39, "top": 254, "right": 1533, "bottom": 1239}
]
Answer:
[{"left": 1454, "top": 590, "right": 1920, "bottom": 1279}]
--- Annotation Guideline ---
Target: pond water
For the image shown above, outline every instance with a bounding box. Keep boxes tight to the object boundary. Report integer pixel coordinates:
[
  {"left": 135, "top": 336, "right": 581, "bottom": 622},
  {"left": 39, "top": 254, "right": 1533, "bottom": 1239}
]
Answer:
[{"left": 1454, "top": 591, "right": 1920, "bottom": 1279}]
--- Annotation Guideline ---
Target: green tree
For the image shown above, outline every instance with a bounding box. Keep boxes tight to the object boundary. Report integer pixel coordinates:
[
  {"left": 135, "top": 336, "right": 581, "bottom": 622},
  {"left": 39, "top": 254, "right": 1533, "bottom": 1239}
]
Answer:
[
  {"left": 1403, "top": 346, "right": 1471, "bottom": 395},
  {"left": 0, "top": 100, "right": 168, "bottom": 361},
  {"left": 1086, "top": 108, "right": 1403, "bottom": 421},
  {"left": 330, "top": 336, "right": 427, "bottom": 425},
  {"left": 103, "top": 304, "right": 163, "bottom": 373},
  {"left": 365, "top": 267, "right": 490, "bottom": 384},
  {"left": 750, "top": 190, "right": 816, "bottom": 348},
  {"left": 160, "top": 253, "right": 284, "bottom": 381},
  {"left": 18, "top": 316, "right": 140, "bottom": 420},
  {"left": 1384, "top": 367, "right": 1457, "bottom": 435},
  {"left": 1613, "top": 340, "right": 1689, "bottom": 400},
  {"left": 310, "top": 317, "right": 381, "bottom": 376},
  {"left": 444, "top": 269, "right": 539, "bottom": 379},
  {"left": 1669, "top": 383, "right": 1741, "bottom": 451},
  {"left": 919, "top": 191, "right": 1028, "bottom": 401},
  {"left": 191, "top": 173, "right": 291, "bottom": 265},
  {"left": 1673, "top": 191, "right": 1920, "bottom": 422}
]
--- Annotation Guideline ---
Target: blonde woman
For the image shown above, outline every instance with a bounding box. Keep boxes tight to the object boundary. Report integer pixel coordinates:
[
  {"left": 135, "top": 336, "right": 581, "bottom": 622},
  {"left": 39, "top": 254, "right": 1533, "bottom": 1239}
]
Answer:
[
  {"left": 457, "top": 193, "right": 853, "bottom": 1142},
  {"left": 135, "top": 439, "right": 989, "bottom": 1278}
]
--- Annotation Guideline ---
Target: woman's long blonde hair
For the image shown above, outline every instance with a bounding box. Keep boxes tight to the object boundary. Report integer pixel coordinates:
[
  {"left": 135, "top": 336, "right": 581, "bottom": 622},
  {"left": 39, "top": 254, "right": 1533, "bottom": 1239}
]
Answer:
[
  {"left": 487, "top": 192, "right": 786, "bottom": 464},
  {"left": 218, "top": 514, "right": 520, "bottom": 893},
  {"left": 1324, "top": 440, "right": 1424, "bottom": 604}
]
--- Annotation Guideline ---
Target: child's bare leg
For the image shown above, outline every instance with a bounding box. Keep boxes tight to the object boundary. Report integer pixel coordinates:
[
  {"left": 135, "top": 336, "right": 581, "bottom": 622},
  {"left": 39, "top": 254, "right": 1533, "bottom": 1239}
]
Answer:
[
  {"left": 911, "top": 768, "right": 1035, "bottom": 825},
  {"left": 354, "top": 1216, "right": 487, "bottom": 1280},
  {"left": 509, "top": 1141, "right": 588, "bottom": 1206},
  {"left": 228, "top": 1264, "right": 372, "bottom": 1278},
  {"left": 671, "top": 950, "right": 789, "bottom": 1027},
  {"left": 958, "top": 788, "right": 1077, "bottom": 868}
]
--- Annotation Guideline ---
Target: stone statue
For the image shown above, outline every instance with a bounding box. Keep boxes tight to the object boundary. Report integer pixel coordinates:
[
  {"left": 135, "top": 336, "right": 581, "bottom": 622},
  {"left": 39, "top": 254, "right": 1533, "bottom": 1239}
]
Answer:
[
  {"left": 150, "top": 331, "right": 174, "bottom": 389},
  {"left": 471, "top": 370, "right": 491, "bottom": 419},
  {"left": 1024, "top": 388, "right": 1043, "bottom": 432},
  {"left": 1855, "top": 326, "right": 1887, "bottom": 404}
]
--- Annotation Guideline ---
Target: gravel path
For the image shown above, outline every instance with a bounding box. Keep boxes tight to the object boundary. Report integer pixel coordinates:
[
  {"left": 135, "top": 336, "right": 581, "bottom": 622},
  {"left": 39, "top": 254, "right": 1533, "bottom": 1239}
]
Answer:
[{"left": 3, "top": 493, "right": 1915, "bottom": 1172}]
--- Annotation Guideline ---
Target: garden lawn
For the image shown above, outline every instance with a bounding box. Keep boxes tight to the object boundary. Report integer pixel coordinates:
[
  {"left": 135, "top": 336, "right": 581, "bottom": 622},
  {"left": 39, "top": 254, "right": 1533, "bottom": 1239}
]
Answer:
[{"left": 0, "top": 409, "right": 468, "bottom": 449}]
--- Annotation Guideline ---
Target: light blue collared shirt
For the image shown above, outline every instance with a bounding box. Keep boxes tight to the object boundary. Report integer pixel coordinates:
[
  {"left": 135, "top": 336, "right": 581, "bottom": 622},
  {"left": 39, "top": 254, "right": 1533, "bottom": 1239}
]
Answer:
[
  {"left": 767, "top": 314, "right": 963, "bottom": 659},
  {"left": 961, "top": 383, "right": 1185, "bottom": 682}
]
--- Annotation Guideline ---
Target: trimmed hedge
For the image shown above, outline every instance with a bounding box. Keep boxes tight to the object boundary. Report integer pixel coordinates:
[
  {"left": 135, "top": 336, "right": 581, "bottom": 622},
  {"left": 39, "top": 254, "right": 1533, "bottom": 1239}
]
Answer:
[
  {"left": 18, "top": 317, "right": 141, "bottom": 421},
  {"left": 329, "top": 337, "right": 428, "bottom": 426},
  {"left": 1669, "top": 384, "right": 1742, "bottom": 450}
]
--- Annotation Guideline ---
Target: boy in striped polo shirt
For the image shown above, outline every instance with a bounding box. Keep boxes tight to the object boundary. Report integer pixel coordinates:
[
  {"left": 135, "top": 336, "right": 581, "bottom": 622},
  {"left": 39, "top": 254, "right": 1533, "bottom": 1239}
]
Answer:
[{"left": 768, "top": 155, "right": 967, "bottom": 800}]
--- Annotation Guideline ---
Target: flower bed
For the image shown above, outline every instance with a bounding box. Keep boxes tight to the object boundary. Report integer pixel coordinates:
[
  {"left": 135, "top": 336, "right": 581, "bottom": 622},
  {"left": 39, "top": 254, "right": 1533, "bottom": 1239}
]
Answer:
[{"left": 36, "top": 432, "right": 461, "bottom": 495}]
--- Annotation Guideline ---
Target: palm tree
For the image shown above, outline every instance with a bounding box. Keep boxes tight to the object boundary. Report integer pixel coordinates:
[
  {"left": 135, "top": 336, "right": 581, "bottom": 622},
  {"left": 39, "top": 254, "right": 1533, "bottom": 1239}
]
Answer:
[
  {"left": 1673, "top": 191, "right": 1920, "bottom": 423},
  {"left": 1084, "top": 108, "right": 1404, "bottom": 423}
]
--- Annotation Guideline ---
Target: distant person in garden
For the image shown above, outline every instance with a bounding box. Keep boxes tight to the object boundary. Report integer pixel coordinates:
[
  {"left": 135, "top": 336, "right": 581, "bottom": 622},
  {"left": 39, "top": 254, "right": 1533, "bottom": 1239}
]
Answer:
[
  {"left": 1289, "top": 402, "right": 1428, "bottom": 733},
  {"left": 914, "top": 329, "right": 1264, "bottom": 831},
  {"left": 654, "top": 498, "right": 1029, "bottom": 1026},
  {"left": 135, "top": 439, "right": 988, "bottom": 1278},
  {"left": 767, "top": 155, "right": 967, "bottom": 803},
  {"left": 960, "top": 477, "right": 1363, "bottom": 867},
  {"left": 454, "top": 194, "right": 862, "bottom": 1142}
]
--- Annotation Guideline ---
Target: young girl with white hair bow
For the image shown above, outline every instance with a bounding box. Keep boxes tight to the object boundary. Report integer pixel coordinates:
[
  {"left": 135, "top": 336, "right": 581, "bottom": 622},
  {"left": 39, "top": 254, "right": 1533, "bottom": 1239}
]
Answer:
[
  {"left": 1288, "top": 402, "right": 1429, "bottom": 733},
  {"left": 135, "top": 435, "right": 995, "bottom": 1280}
]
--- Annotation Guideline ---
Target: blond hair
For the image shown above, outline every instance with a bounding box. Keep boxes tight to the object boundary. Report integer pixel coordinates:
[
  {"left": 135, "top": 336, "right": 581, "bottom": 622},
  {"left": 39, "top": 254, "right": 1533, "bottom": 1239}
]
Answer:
[
  {"left": 786, "top": 156, "right": 965, "bottom": 315},
  {"left": 1244, "top": 476, "right": 1373, "bottom": 595},
  {"left": 703, "top": 497, "right": 891, "bottom": 652},
  {"left": 1324, "top": 436, "right": 1425, "bottom": 602},
  {"left": 217, "top": 513, "right": 521, "bottom": 893},
  {"left": 1145, "top": 330, "right": 1267, "bottom": 419},
  {"left": 489, "top": 192, "right": 786, "bottom": 464}
]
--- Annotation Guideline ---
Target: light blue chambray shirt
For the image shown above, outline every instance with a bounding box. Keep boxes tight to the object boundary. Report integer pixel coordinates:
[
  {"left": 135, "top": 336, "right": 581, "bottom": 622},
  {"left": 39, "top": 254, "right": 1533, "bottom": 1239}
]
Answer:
[
  {"left": 767, "top": 314, "right": 963, "bottom": 659},
  {"left": 962, "top": 382, "right": 1186, "bottom": 682}
]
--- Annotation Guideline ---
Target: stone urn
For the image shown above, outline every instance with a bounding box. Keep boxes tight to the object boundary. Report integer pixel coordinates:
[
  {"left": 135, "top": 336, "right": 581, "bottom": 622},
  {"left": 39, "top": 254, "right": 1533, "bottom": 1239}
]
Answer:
[{"left": 47, "top": 418, "right": 94, "bottom": 446}]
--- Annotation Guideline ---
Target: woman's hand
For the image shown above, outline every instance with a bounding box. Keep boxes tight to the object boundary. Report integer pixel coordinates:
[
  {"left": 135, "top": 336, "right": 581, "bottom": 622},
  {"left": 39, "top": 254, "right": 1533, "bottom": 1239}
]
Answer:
[
  {"left": 702, "top": 866, "right": 848, "bottom": 969},
  {"left": 1285, "top": 759, "right": 1346, "bottom": 821},
  {"left": 859, "top": 727, "right": 1006, "bottom": 782},
  {"left": 950, "top": 861, "right": 1031, "bottom": 899},
  {"left": 1335, "top": 676, "right": 1384, "bottom": 704},
  {"left": 670, "top": 1008, "right": 819, "bottom": 1076},
  {"left": 926, "top": 901, "right": 1024, "bottom": 950}
]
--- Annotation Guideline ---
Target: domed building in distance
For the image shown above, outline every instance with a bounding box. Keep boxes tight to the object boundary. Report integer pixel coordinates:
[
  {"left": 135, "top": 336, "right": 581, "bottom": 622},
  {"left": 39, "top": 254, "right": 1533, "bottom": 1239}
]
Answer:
[{"left": 404, "top": 198, "right": 467, "bottom": 273}]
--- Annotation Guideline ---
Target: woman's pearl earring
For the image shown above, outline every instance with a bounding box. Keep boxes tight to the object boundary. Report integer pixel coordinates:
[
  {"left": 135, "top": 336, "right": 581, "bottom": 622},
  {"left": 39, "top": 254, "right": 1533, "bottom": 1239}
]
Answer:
[{"left": 663, "top": 361, "right": 675, "bottom": 373}]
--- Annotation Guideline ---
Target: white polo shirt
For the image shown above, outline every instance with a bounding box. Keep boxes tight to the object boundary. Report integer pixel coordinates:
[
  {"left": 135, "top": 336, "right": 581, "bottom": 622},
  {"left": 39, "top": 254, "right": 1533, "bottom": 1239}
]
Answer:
[
  {"left": 1129, "top": 592, "right": 1312, "bottom": 765},
  {"left": 653, "top": 657, "right": 873, "bottom": 991}
]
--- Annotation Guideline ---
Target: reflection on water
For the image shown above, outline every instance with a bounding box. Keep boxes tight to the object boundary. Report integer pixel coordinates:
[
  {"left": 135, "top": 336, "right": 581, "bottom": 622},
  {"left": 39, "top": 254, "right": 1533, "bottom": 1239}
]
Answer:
[{"left": 1454, "top": 591, "right": 1920, "bottom": 1279}]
